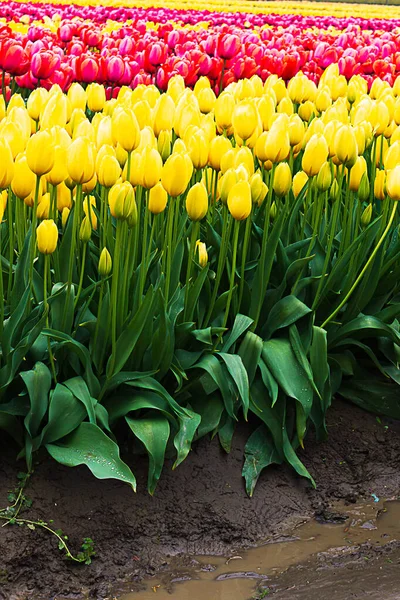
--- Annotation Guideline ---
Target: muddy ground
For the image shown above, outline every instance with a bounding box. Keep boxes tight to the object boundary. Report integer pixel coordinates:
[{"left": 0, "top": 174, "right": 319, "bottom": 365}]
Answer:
[{"left": 0, "top": 399, "right": 400, "bottom": 600}]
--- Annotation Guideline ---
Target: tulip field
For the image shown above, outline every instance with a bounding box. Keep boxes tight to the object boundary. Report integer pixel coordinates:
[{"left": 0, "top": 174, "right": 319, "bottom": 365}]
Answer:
[{"left": 2, "top": 0, "right": 400, "bottom": 500}]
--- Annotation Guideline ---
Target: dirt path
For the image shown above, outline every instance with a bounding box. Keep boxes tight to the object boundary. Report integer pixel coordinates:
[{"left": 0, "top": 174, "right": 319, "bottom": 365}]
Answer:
[{"left": 0, "top": 399, "right": 400, "bottom": 600}]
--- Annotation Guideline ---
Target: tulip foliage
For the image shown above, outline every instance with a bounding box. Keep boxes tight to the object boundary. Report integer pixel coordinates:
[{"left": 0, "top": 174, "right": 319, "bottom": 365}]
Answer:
[{"left": 2, "top": 14, "right": 400, "bottom": 495}]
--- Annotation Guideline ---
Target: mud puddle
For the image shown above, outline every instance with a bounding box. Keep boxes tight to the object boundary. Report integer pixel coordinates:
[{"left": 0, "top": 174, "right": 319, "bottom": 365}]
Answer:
[{"left": 118, "top": 499, "right": 400, "bottom": 599}]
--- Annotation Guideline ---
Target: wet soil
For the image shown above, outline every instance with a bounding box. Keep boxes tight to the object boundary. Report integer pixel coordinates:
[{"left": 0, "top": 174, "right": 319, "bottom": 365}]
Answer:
[{"left": 0, "top": 399, "right": 400, "bottom": 600}]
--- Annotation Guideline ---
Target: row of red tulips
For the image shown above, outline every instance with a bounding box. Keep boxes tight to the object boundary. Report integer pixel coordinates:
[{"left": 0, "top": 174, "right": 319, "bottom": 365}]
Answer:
[{"left": 1, "top": 4, "right": 400, "bottom": 93}]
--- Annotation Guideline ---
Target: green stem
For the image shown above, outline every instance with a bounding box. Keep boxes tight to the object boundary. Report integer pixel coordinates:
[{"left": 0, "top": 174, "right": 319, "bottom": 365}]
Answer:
[
  {"left": 44, "top": 255, "right": 57, "bottom": 384},
  {"left": 321, "top": 201, "right": 398, "bottom": 328},
  {"left": 6, "top": 191, "right": 13, "bottom": 300},
  {"left": 238, "top": 210, "right": 252, "bottom": 311},
  {"left": 108, "top": 221, "right": 123, "bottom": 376},
  {"left": 74, "top": 242, "right": 87, "bottom": 309},
  {"left": 183, "top": 221, "right": 200, "bottom": 321},
  {"left": 139, "top": 199, "right": 150, "bottom": 300},
  {"left": 28, "top": 176, "right": 41, "bottom": 308},
  {"left": 61, "top": 184, "right": 82, "bottom": 331},
  {"left": 217, "top": 219, "right": 240, "bottom": 343},
  {"left": 164, "top": 196, "right": 175, "bottom": 303}
]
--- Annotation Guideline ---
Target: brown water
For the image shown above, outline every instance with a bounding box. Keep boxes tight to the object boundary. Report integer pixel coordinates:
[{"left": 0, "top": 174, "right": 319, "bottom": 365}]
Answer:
[{"left": 119, "top": 499, "right": 400, "bottom": 600}]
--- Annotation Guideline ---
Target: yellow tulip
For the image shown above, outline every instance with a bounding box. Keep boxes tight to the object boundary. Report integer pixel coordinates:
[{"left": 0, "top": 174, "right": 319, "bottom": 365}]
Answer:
[
  {"left": 79, "top": 216, "right": 92, "bottom": 243},
  {"left": 141, "top": 147, "right": 163, "bottom": 189},
  {"left": 208, "top": 136, "right": 232, "bottom": 171},
  {"left": 250, "top": 172, "right": 268, "bottom": 206},
  {"left": 334, "top": 125, "right": 358, "bottom": 167},
  {"left": 11, "top": 154, "right": 35, "bottom": 199},
  {"left": 98, "top": 247, "right": 112, "bottom": 277},
  {"left": 67, "top": 137, "right": 95, "bottom": 184},
  {"left": 374, "top": 169, "right": 386, "bottom": 201},
  {"left": 148, "top": 182, "right": 168, "bottom": 214},
  {"left": 186, "top": 129, "right": 209, "bottom": 170},
  {"left": 56, "top": 182, "right": 72, "bottom": 212},
  {"left": 214, "top": 92, "right": 235, "bottom": 133},
  {"left": 292, "top": 171, "right": 309, "bottom": 198},
  {"left": 349, "top": 156, "right": 367, "bottom": 192},
  {"left": 220, "top": 168, "right": 238, "bottom": 205},
  {"left": 263, "top": 125, "right": 290, "bottom": 163},
  {"left": 36, "top": 219, "right": 58, "bottom": 254},
  {"left": 153, "top": 94, "right": 175, "bottom": 137},
  {"left": 196, "top": 240, "right": 208, "bottom": 268},
  {"left": 186, "top": 182, "right": 208, "bottom": 221},
  {"left": 108, "top": 181, "right": 136, "bottom": 221},
  {"left": 97, "top": 154, "right": 121, "bottom": 188},
  {"left": 273, "top": 162, "right": 292, "bottom": 197},
  {"left": 112, "top": 108, "right": 140, "bottom": 153},
  {"left": 27, "top": 87, "right": 48, "bottom": 121},
  {"left": 47, "top": 145, "right": 68, "bottom": 187},
  {"left": 161, "top": 153, "right": 192, "bottom": 198},
  {"left": 384, "top": 141, "right": 400, "bottom": 171},
  {"left": 61, "top": 207, "right": 70, "bottom": 229},
  {"left": 316, "top": 161, "right": 332, "bottom": 192},
  {"left": 386, "top": 166, "right": 400, "bottom": 201},
  {"left": 227, "top": 180, "right": 252, "bottom": 220},
  {"left": 232, "top": 100, "right": 258, "bottom": 141},
  {"left": 87, "top": 83, "right": 106, "bottom": 112},
  {"left": 26, "top": 130, "right": 55, "bottom": 176},
  {"left": 36, "top": 192, "right": 50, "bottom": 220},
  {"left": 302, "top": 134, "right": 329, "bottom": 177},
  {"left": 68, "top": 83, "right": 87, "bottom": 112}
]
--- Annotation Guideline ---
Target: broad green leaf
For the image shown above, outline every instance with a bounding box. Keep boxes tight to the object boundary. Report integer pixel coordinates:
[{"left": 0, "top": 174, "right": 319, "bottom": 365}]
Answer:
[
  {"left": 262, "top": 338, "right": 313, "bottom": 418},
  {"left": 106, "top": 286, "right": 155, "bottom": 379},
  {"left": 238, "top": 332, "right": 263, "bottom": 387},
  {"left": 106, "top": 390, "right": 176, "bottom": 426},
  {"left": 41, "top": 383, "right": 87, "bottom": 445},
  {"left": 218, "top": 415, "right": 236, "bottom": 453},
  {"left": 222, "top": 314, "right": 253, "bottom": 353},
  {"left": 249, "top": 378, "right": 283, "bottom": 457},
  {"left": 191, "top": 355, "right": 237, "bottom": 420},
  {"left": 264, "top": 296, "right": 312, "bottom": 339},
  {"left": 64, "top": 377, "right": 96, "bottom": 424},
  {"left": 329, "top": 315, "right": 400, "bottom": 347},
  {"left": 46, "top": 422, "right": 136, "bottom": 489},
  {"left": 126, "top": 416, "right": 170, "bottom": 494},
  {"left": 243, "top": 425, "right": 281, "bottom": 497},
  {"left": 126, "top": 377, "right": 192, "bottom": 419},
  {"left": 190, "top": 393, "right": 224, "bottom": 439},
  {"left": 282, "top": 427, "right": 315, "bottom": 487},
  {"left": 101, "top": 370, "right": 157, "bottom": 397},
  {"left": 173, "top": 408, "right": 201, "bottom": 469},
  {"left": 339, "top": 370, "right": 400, "bottom": 418},
  {"left": 219, "top": 353, "right": 250, "bottom": 419},
  {"left": 22, "top": 362, "right": 51, "bottom": 439}
]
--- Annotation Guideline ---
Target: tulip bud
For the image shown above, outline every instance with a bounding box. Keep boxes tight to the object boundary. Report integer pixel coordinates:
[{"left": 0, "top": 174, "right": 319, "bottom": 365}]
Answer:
[
  {"left": 57, "top": 182, "right": 72, "bottom": 212},
  {"left": 79, "top": 216, "right": 92, "bottom": 243},
  {"left": 68, "top": 82, "right": 87, "bottom": 112},
  {"left": 87, "top": 83, "right": 106, "bottom": 113},
  {"left": 112, "top": 108, "right": 140, "bottom": 153},
  {"left": 153, "top": 94, "right": 175, "bottom": 137},
  {"left": 187, "top": 129, "right": 209, "bottom": 170},
  {"left": 141, "top": 147, "right": 163, "bottom": 189},
  {"left": 334, "top": 125, "right": 358, "bottom": 168},
  {"left": 98, "top": 247, "right": 112, "bottom": 277},
  {"left": 361, "top": 204, "right": 373, "bottom": 229},
  {"left": 109, "top": 181, "right": 136, "bottom": 220},
  {"left": 227, "top": 180, "right": 252, "bottom": 221},
  {"left": 27, "top": 88, "right": 48, "bottom": 121},
  {"left": 250, "top": 172, "right": 268, "bottom": 206},
  {"left": 148, "top": 182, "right": 168, "bottom": 214},
  {"left": 214, "top": 92, "right": 235, "bottom": 133},
  {"left": 302, "top": 134, "right": 329, "bottom": 177},
  {"left": 270, "top": 201, "right": 277, "bottom": 221},
  {"left": 316, "top": 161, "right": 332, "bottom": 192},
  {"left": 37, "top": 192, "right": 51, "bottom": 220},
  {"left": 386, "top": 166, "right": 400, "bottom": 201},
  {"left": 157, "top": 130, "right": 172, "bottom": 162},
  {"left": 11, "top": 154, "right": 35, "bottom": 199},
  {"left": 186, "top": 182, "right": 208, "bottom": 221},
  {"left": 349, "top": 156, "right": 367, "bottom": 192},
  {"left": 36, "top": 219, "right": 58, "bottom": 254},
  {"left": 219, "top": 168, "right": 238, "bottom": 205},
  {"left": 161, "top": 153, "right": 192, "bottom": 197},
  {"left": 292, "top": 171, "right": 309, "bottom": 198},
  {"left": 232, "top": 100, "right": 258, "bottom": 141},
  {"left": 374, "top": 169, "right": 386, "bottom": 201},
  {"left": 61, "top": 207, "right": 70, "bottom": 229},
  {"left": 97, "top": 154, "right": 121, "bottom": 188},
  {"left": 273, "top": 162, "right": 292, "bottom": 197},
  {"left": 208, "top": 136, "right": 232, "bottom": 171},
  {"left": 358, "top": 173, "right": 370, "bottom": 203},
  {"left": 330, "top": 179, "right": 340, "bottom": 203},
  {"left": 26, "top": 130, "right": 55, "bottom": 176},
  {"left": 0, "top": 190, "right": 7, "bottom": 222},
  {"left": 197, "top": 88, "right": 216, "bottom": 114},
  {"left": 196, "top": 240, "right": 208, "bottom": 268},
  {"left": 67, "top": 137, "right": 95, "bottom": 184}
]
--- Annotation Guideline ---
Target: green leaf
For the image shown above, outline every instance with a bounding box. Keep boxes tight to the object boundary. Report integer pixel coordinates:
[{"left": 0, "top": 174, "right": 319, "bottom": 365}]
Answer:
[
  {"left": 190, "top": 393, "right": 224, "bottom": 439},
  {"left": 328, "top": 315, "right": 400, "bottom": 347},
  {"left": 243, "top": 425, "right": 281, "bottom": 497},
  {"left": 105, "top": 390, "right": 177, "bottom": 426},
  {"left": 64, "top": 377, "right": 96, "bottom": 424},
  {"left": 101, "top": 370, "right": 157, "bottom": 397},
  {"left": 262, "top": 338, "right": 313, "bottom": 421},
  {"left": 22, "top": 362, "right": 51, "bottom": 439},
  {"left": 106, "top": 286, "right": 155, "bottom": 379},
  {"left": 219, "top": 353, "right": 250, "bottom": 419},
  {"left": 264, "top": 296, "right": 312, "bottom": 339},
  {"left": 46, "top": 422, "right": 136, "bottom": 489},
  {"left": 282, "top": 426, "right": 315, "bottom": 488},
  {"left": 222, "top": 314, "right": 253, "bottom": 353},
  {"left": 238, "top": 331, "right": 263, "bottom": 387},
  {"left": 126, "top": 416, "right": 170, "bottom": 494},
  {"left": 41, "top": 383, "right": 87, "bottom": 445},
  {"left": 191, "top": 355, "right": 237, "bottom": 420},
  {"left": 173, "top": 408, "right": 201, "bottom": 469},
  {"left": 218, "top": 415, "right": 236, "bottom": 453}
]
